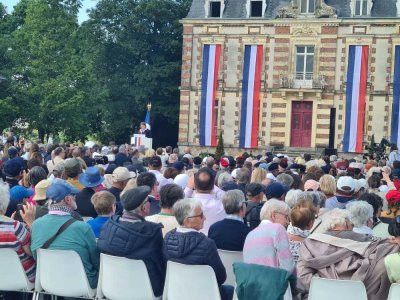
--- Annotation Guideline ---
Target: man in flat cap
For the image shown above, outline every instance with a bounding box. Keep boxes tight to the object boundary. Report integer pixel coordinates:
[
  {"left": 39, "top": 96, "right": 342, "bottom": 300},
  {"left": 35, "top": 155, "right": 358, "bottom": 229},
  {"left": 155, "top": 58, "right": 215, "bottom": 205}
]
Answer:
[{"left": 98, "top": 186, "right": 165, "bottom": 298}]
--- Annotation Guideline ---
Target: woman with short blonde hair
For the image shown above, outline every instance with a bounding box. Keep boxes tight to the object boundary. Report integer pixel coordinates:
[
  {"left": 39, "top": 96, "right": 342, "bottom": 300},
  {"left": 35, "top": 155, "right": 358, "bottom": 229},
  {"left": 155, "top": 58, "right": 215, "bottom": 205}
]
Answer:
[{"left": 250, "top": 167, "right": 266, "bottom": 184}]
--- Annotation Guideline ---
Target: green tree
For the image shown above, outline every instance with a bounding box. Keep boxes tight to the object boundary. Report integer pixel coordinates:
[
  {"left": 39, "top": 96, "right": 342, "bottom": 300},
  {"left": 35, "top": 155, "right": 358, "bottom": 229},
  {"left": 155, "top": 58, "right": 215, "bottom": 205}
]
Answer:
[
  {"left": 83, "top": 0, "right": 191, "bottom": 145},
  {"left": 215, "top": 131, "right": 225, "bottom": 160}
]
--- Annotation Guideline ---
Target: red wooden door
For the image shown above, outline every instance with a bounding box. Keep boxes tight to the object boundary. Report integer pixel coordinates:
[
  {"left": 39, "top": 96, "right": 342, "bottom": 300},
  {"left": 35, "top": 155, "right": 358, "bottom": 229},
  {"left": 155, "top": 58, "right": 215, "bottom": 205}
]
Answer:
[{"left": 291, "top": 101, "right": 312, "bottom": 147}]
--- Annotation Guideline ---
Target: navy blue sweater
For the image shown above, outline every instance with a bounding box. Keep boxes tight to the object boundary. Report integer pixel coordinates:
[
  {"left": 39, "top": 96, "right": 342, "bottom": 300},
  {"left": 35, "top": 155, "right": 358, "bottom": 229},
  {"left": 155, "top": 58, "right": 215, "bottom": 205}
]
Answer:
[{"left": 208, "top": 218, "right": 251, "bottom": 251}]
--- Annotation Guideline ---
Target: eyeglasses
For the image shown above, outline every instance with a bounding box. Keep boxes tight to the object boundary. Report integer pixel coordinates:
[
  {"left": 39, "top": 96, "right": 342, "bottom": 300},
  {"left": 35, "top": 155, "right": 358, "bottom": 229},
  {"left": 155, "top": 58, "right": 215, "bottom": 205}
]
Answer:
[
  {"left": 275, "top": 212, "right": 289, "bottom": 220},
  {"left": 187, "top": 212, "right": 204, "bottom": 219}
]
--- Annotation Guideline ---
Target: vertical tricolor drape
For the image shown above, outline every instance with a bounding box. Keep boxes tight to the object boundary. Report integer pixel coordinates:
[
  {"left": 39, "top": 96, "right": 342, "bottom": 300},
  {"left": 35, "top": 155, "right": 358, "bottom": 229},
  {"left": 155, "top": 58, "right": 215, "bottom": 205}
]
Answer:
[
  {"left": 343, "top": 45, "right": 368, "bottom": 153},
  {"left": 239, "top": 45, "right": 263, "bottom": 149},
  {"left": 199, "top": 44, "right": 221, "bottom": 147},
  {"left": 391, "top": 46, "right": 400, "bottom": 146}
]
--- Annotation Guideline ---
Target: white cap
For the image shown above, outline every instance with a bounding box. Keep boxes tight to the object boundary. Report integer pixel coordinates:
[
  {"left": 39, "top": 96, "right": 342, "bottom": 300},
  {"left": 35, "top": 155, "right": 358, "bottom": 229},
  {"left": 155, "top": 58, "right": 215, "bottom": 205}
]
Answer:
[{"left": 337, "top": 176, "right": 355, "bottom": 192}]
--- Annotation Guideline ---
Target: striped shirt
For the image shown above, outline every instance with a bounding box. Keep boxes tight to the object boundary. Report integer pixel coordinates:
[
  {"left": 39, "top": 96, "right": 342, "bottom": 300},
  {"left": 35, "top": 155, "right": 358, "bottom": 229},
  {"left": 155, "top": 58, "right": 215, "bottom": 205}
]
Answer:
[
  {"left": 0, "top": 216, "right": 36, "bottom": 282},
  {"left": 243, "top": 220, "right": 295, "bottom": 273}
]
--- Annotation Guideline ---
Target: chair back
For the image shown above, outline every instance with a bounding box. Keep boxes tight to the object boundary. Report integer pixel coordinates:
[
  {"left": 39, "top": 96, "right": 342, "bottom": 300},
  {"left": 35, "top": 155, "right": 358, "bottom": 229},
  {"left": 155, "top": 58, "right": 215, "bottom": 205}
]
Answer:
[
  {"left": 0, "top": 248, "right": 34, "bottom": 291},
  {"left": 309, "top": 277, "right": 367, "bottom": 300},
  {"left": 36, "top": 249, "right": 96, "bottom": 298},
  {"left": 217, "top": 249, "right": 243, "bottom": 286},
  {"left": 388, "top": 283, "right": 400, "bottom": 300},
  {"left": 162, "top": 261, "right": 221, "bottom": 300},
  {"left": 97, "top": 253, "right": 157, "bottom": 300}
]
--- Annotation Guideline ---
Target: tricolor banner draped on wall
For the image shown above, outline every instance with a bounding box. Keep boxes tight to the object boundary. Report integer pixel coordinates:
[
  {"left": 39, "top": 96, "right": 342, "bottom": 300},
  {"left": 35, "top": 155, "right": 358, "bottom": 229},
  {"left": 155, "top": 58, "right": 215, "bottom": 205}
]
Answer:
[
  {"left": 391, "top": 46, "right": 400, "bottom": 145},
  {"left": 239, "top": 45, "right": 263, "bottom": 149},
  {"left": 199, "top": 44, "right": 221, "bottom": 147},
  {"left": 343, "top": 45, "right": 368, "bottom": 153}
]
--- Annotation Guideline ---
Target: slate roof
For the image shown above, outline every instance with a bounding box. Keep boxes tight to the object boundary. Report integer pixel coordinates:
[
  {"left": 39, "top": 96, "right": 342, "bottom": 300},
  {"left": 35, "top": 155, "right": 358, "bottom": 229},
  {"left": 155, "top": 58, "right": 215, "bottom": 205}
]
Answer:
[{"left": 185, "top": 0, "right": 399, "bottom": 19}]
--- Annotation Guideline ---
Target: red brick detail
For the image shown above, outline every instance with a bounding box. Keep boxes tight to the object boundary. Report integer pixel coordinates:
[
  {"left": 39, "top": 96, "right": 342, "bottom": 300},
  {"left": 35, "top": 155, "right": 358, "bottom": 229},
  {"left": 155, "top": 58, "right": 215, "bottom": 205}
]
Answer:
[
  {"left": 321, "top": 26, "right": 338, "bottom": 34},
  {"left": 183, "top": 26, "right": 193, "bottom": 35},
  {"left": 271, "top": 113, "right": 286, "bottom": 118},
  {"left": 271, "top": 132, "right": 285, "bottom": 137},
  {"left": 317, "top": 114, "right": 330, "bottom": 119},
  {"left": 275, "top": 27, "right": 290, "bottom": 34},
  {"left": 321, "top": 38, "right": 337, "bottom": 43},
  {"left": 319, "top": 56, "right": 336, "bottom": 62},
  {"left": 271, "top": 122, "right": 286, "bottom": 127}
]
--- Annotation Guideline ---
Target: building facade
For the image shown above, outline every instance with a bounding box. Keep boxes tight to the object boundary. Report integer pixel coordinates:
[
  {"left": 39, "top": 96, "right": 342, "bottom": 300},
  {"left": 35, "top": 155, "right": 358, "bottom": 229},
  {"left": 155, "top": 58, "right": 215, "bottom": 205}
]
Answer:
[{"left": 178, "top": 0, "right": 400, "bottom": 155}]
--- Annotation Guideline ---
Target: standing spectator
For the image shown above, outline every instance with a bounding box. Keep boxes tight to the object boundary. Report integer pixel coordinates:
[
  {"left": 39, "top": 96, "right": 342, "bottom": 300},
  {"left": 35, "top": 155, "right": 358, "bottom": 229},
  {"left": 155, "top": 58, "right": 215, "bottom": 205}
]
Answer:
[
  {"left": 359, "top": 192, "right": 389, "bottom": 238},
  {"left": 148, "top": 156, "right": 171, "bottom": 191},
  {"left": 115, "top": 145, "right": 131, "bottom": 167},
  {"left": 87, "top": 191, "right": 116, "bottom": 238},
  {"left": 30, "top": 180, "right": 99, "bottom": 289},
  {"left": 46, "top": 146, "right": 65, "bottom": 174},
  {"left": 98, "top": 186, "right": 165, "bottom": 298},
  {"left": 209, "top": 190, "right": 250, "bottom": 251},
  {"left": 76, "top": 167, "right": 105, "bottom": 218},
  {"left": 235, "top": 168, "right": 251, "bottom": 195},
  {"left": 146, "top": 184, "right": 183, "bottom": 236},
  {"left": 319, "top": 174, "right": 337, "bottom": 208},
  {"left": 137, "top": 172, "right": 161, "bottom": 216},
  {"left": 107, "top": 167, "right": 134, "bottom": 214},
  {"left": 384, "top": 217, "right": 400, "bottom": 283},
  {"left": 381, "top": 190, "right": 400, "bottom": 223},
  {"left": 243, "top": 200, "right": 295, "bottom": 273},
  {"left": 164, "top": 199, "right": 233, "bottom": 300}
]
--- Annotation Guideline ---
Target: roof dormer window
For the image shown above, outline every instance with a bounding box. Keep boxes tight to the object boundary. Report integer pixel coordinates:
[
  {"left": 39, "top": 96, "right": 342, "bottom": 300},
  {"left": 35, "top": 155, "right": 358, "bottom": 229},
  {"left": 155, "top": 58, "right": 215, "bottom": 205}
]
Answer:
[
  {"left": 354, "top": 0, "right": 368, "bottom": 16},
  {"left": 209, "top": 0, "right": 222, "bottom": 18},
  {"left": 300, "top": 0, "right": 315, "bottom": 14},
  {"left": 246, "top": 0, "right": 266, "bottom": 18}
]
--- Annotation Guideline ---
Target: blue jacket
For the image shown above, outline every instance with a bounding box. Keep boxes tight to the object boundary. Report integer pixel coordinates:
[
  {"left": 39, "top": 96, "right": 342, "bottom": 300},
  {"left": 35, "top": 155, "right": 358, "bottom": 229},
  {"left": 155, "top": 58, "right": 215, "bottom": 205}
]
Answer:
[
  {"left": 97, "top": 215, "right": 165, "bottom": 297},
  {"left": 163, "top": 229, "right": 226, "bottom": 285},
  {"left": 208, "top": 218, "right": 251, "bottom": 251}
]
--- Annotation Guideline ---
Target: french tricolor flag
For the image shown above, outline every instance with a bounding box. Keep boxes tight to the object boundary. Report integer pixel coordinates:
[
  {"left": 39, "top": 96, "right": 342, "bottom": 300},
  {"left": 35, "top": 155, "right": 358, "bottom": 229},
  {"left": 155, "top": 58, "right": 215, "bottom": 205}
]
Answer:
[
  {"left": 391, "top": 46, "right": 400, "bottom": 145},
  {"left": 239, "top": 45, "right": 263, "bottom": 149},
  {"left": 343, "top": 45, "right": 368, "bottom": 153},
  {"left": 199, "top": 44, "right": 221, "bottom": 147}
]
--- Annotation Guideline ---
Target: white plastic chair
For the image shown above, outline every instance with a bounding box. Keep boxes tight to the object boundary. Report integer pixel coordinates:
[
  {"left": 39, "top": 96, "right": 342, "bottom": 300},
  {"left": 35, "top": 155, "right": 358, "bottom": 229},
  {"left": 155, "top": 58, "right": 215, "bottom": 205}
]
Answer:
[
  {"left": 308, "top": 277, "right": 367, "bottom": 300},
  {"left": 96, "top": 253, "right": 159, "bottom": 300},
  {"left": 217, "top": 250, "right": 243, "bottom": 286},
  {"left": 34, "top": 249, "right": 96, "bottom": 299},
  {"left": 162, "top": 261, "right": 221, "bottom": 300},
  {"left": 388, "top": 283, "right": 400, "bottom": 300},
  {"left": 0, "top": 248, "right": 35, "bottom": 292}
]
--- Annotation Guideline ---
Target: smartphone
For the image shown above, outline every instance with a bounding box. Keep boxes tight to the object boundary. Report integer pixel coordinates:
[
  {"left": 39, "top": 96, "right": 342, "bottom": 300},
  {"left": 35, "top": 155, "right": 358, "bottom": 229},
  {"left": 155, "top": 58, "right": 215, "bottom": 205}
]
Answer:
[{"left": 15, "top": 203, "right": 24, "bottom": 223}]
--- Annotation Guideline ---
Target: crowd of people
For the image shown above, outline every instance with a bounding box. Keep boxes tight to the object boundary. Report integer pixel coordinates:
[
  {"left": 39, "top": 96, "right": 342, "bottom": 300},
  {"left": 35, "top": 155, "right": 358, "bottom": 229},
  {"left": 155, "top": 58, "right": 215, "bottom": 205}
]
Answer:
[{"left": 1, "top": 135, "right": 400, "bottom": 299}]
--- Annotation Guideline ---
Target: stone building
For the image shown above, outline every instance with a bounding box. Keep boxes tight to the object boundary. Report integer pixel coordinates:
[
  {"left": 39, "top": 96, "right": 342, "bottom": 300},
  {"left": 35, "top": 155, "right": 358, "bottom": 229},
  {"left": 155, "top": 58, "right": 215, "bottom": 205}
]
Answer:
[{"left": 178, "top": 0, "right": 400, "bottom": 155}]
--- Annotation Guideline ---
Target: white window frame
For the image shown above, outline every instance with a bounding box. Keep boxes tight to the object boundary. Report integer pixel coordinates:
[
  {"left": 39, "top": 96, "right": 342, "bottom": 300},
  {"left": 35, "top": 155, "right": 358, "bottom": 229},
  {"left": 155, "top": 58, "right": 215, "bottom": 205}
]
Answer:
[
  {"left": 206, "top": 0, "right": 224, "bottom": 18},
  {"left": 246, "top": 0, "right": 267, "bottom": 18},
  {"left": 300, "top": 0, "right": 315, "bottom": 14},
  {"left": 294, "top": 45, "right": 315, "bottom": 88},
  {"left": 351, "top": 0, "right": 372, "bottom": 16}
]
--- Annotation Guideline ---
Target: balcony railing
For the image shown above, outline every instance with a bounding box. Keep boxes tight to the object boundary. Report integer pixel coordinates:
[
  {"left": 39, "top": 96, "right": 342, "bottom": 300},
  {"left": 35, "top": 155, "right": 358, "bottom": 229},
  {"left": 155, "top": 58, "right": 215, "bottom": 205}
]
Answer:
[{"left": 279, "top": 73, "right": 326, "bottom": 89}]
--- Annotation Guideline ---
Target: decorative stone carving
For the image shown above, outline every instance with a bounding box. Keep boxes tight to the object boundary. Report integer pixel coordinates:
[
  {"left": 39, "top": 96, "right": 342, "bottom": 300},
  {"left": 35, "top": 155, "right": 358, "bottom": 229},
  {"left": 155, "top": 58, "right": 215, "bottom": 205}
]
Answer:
[
  {"left": 276, "top": 4, "right": 299, "bottom": 18},
  {"left": 315, "top": 2, "right": 337, "bottom": 18},
  {"left": 292, "top": 25, "right": 319, "bottom": 36}
]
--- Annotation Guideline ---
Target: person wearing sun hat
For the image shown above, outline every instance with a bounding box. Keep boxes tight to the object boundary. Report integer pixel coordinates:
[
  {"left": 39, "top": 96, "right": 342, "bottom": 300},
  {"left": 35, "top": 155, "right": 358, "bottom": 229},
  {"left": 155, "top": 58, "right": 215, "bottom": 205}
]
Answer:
[
  {"left": 32, "top": 179, "right": 51, "bottom": 219},
  {"left": 98, "top": 186, "right": 165, "bottom": 297},
  {"left": 75, "top": 166, "right": 105, "bottom": 218}
]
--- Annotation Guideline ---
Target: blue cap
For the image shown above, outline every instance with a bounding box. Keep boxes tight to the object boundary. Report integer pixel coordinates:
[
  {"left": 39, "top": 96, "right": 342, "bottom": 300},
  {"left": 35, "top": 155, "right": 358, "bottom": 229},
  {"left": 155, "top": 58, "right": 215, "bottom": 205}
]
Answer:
[
  {"left": 172, "top": 161, "right": 185, "bottom": 171},
  {"left": 3, "top": 158, "right": 23, "bottom": 177},
  {"left": 46, "top": 180, "right": 80, "bottom": 202},
  {"left": 10, "top": 185, "right": 34, "bottom": 201},
  {"left": 265, "top": 182, "right": 289, "bottom": 200}
]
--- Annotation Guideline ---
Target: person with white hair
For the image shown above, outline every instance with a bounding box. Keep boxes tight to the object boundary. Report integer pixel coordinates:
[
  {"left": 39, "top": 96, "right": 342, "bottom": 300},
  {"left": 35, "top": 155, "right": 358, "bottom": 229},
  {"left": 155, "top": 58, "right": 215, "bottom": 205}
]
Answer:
[
  {"left": 285, "top": 189, "right": 303, "bottom": 209},
  {"left": 347, "top": 201, "right": 374, "bottom": 236},
  {"left": 243, "top": 200, "right": 295, "bottom": 273},
  {"left": 163, "top": 198, "right": 234, "bottom": 300}
]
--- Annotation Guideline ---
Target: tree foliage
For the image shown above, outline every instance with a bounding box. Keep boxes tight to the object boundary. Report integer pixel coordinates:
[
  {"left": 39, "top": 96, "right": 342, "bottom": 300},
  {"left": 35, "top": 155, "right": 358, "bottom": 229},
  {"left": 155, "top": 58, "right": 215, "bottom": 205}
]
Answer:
[{"left": 0, "top": 0, "right": 191, "bottom": 145}]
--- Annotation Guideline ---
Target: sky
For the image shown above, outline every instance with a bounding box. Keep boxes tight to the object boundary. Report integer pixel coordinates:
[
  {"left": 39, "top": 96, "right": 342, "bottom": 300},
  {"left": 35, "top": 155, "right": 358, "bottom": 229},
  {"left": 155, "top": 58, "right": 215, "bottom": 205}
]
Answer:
[{"left": 1, "top": 0, "right": 98, "bottom": 23}]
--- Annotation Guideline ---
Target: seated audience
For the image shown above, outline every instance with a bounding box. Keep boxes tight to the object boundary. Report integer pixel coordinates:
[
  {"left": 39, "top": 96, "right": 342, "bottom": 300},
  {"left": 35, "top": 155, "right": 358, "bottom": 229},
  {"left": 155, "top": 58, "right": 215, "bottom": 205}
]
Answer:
[
  {"left": 287, "top": 205, "right": 315, "bottom": 263},
  {"left": 163, "top": 199, "right": 233, "bottom": 300},
  {"left": 381, "top": 190, "right": 400, "bottom": 224},
  {"left": 384, "top": 217, "right": 400, "bottom": 283},
  {"left": 137, "top": 171, "right": 161, "bottom": 215},
  {"left": 347, "top": 201, "right": 374, "bottom": 237},
  {"left": 32, "top": 179, "right": 51, "bottom": 219},
  {"left": 76, "top": 166, "right": 105, "bottom": 218},
  {"left": 209, "top": 190, "right": 251, "bottom": 251},
  {"left": 297, "top": 208, "right": 398, "bottom": 300},
  {"left": 146, "top": 183, "right": 183, "bottom": 236},
  {"left": 87, "top": 191, "right": 116, "bottom": 238},
  {"left": 0, "top": 183, "right": 36, "bottom": 282},
  {"left": 98, "top": 186, "right": 165, "bottom": 298},
  {"left": 359, "top": 192, "right": 389, "bottom": 238},
  {"left": 264, "top": 182, "right": 288, "bottom": 201},
  {"left": 243, "top": 200, "right": 295, "bottom": 273},
  {"left": 244, "top": 182, "right": 265, "bottom": 229},
  {"left": 30, "top": 180, "right": 99, "bottom": 289}
]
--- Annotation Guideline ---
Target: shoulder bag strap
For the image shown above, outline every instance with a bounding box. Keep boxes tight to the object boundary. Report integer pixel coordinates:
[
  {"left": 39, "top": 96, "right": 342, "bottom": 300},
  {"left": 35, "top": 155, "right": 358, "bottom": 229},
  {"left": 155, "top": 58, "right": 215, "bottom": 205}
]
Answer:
[{"left": 41, "top": 218, "right": 77, "bottom": 249}]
